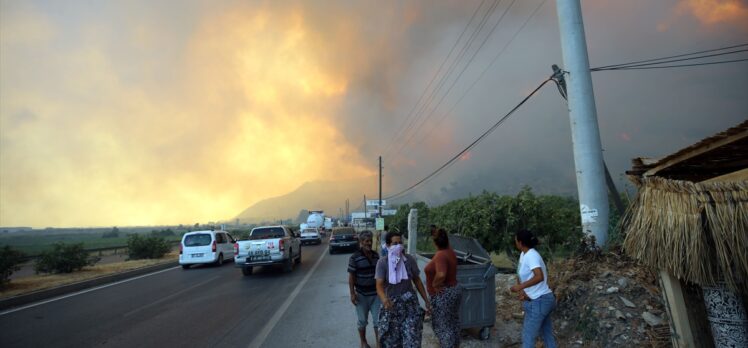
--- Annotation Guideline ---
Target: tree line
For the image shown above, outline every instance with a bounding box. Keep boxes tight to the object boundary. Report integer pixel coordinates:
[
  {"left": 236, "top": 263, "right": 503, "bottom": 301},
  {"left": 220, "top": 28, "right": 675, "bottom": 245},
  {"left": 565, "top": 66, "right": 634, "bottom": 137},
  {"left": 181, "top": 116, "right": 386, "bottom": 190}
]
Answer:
[{"left": 385, "top": 186, "right": 627, "bottom": 260}]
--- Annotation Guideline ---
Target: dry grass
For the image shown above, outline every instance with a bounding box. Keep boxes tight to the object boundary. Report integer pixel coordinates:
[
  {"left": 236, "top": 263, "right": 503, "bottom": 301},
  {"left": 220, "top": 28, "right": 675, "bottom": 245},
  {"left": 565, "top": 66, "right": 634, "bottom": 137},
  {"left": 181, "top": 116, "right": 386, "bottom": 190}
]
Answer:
[
  {"left": 622, "top": 177, "right": 748, "bottom": 295},
  {"left": 490, "top": 252, "right": 513, "bottom": 269},
  {"left": 1, "top": 252, "right": 178, "bottom": 299}
]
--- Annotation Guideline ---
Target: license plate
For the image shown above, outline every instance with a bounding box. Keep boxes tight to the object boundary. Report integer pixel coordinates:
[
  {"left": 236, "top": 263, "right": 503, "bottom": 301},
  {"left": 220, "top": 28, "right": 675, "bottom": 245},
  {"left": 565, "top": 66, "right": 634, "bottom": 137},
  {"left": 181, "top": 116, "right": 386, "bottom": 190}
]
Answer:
[
  {"left": 191, "top": 253, "right": 204, "bottom": 257},
  {"left": 252, "top": 250, "right": 270, "bottom": 256},
  {"left": 250, "top": 256, "right": 270, "bottom": 262}
]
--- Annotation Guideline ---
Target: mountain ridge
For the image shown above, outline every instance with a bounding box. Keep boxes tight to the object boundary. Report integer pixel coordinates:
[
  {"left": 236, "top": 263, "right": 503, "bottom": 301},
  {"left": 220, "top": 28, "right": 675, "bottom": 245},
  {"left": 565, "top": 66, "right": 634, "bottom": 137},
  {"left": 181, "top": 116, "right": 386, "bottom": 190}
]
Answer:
[{"left": 234, "top": 176, "right": 379, "bottom": 223}]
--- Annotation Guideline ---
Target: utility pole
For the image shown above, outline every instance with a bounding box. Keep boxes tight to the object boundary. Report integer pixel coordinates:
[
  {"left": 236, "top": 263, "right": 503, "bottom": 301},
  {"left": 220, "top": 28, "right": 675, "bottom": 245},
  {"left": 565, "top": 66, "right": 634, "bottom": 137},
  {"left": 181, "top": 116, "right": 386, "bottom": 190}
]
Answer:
[
  {"left": 378, "top": 156, "right": 383, "bottom": 218},
  {"left": 363, "top": 195, "right": 366, "bottom": 217},
  {"left": 555, "top": 0, "right": 609, "bottom": 246}
]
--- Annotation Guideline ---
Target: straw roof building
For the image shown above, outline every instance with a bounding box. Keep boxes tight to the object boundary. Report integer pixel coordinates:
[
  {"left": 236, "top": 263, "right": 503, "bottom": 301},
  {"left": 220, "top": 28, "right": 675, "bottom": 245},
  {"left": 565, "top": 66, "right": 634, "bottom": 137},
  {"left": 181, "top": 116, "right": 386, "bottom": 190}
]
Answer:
[{"left": 622, "top": 120, "right": 748, "bottom": 348}]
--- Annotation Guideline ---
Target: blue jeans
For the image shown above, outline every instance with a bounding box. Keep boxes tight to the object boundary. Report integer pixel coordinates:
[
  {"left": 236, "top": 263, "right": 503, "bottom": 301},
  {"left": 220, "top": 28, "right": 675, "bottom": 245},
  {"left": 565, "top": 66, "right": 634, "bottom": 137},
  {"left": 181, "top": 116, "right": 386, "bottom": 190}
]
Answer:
[
  {"left": 522, "top": 292, "right": 557, "bottom": 348},
  {"left": 355, "top": 293, "right": 381, "bottom": 329}
]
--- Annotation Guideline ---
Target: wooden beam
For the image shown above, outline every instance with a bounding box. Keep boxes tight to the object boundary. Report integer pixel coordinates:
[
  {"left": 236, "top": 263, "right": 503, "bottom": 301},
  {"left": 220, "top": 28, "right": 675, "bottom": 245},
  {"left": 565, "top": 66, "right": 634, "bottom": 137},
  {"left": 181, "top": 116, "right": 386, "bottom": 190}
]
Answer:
[
  {"left": 659, "top": 270, "right": 696, "bottom": 348},
  {"left": 644, "top": 129, "right": 748, "bottom": 177}
]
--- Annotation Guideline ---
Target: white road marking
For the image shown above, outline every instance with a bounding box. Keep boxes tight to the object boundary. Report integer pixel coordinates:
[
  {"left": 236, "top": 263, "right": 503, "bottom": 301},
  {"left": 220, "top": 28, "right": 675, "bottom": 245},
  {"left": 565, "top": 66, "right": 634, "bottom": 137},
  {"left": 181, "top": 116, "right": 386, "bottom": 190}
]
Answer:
[
  {"left": 123, "top": 275, "right": 220, "bottom": 317},
  {"left": 0, "top": 266, "right": 181, "bottom": 316},
  {"left": 248, "top": 246, "right": 328, "bottom": 348}
]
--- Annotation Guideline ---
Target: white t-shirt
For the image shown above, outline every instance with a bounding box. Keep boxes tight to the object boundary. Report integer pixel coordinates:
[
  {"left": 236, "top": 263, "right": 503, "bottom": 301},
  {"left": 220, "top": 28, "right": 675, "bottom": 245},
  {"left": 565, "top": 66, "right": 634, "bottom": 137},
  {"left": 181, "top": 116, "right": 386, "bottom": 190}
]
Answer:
[{"left": 517, "top": 248, "right": 552, "bottom": 300}]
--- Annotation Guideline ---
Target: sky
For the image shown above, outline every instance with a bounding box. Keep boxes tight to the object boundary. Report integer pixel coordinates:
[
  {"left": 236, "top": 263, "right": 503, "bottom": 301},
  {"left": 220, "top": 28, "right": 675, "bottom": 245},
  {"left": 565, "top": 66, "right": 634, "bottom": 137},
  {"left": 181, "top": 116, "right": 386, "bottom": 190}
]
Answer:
[{"left": 1, "top": 0, "right": 746, "bottom": 228}]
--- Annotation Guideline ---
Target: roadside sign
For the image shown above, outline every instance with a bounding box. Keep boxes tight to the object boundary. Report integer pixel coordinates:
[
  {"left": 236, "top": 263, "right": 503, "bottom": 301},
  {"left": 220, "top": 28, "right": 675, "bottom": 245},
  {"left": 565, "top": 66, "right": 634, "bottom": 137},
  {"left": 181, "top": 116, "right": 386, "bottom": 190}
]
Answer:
[
  {"left": 366, "top": 200, "right": 387, "bottom": 207},
  {"left": 376, "top": 218, "right": 384, "bottom": 231},
  {"left": 381, "top": 209, "right": 397, "bottom": 216}
]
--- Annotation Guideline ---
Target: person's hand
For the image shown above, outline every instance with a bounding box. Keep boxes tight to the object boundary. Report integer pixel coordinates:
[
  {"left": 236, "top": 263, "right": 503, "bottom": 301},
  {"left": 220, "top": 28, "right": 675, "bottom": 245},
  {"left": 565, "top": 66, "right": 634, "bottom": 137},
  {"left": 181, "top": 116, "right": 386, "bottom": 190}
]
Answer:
[
  {"left": 382, "top": 298, "right": 393, "bottom": 310},
  {"left": 510, "top": 283, "right": 523, "bottom": 293},
  {"left": 518, "top": 290, "right": 528, "bottom": 301},
  {"left": 350, "top": 293, "right": 358, "bottom": 306},
  {"left": 424, "top": 302, "right": 432, "bottom": 316}
]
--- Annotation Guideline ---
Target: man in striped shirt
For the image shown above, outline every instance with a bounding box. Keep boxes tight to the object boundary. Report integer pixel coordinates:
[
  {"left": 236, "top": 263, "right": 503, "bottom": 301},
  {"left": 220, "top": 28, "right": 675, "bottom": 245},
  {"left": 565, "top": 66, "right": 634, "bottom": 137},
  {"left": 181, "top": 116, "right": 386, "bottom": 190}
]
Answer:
[{"left": 348, "top": 230, "right": 380, "bottom": 348}]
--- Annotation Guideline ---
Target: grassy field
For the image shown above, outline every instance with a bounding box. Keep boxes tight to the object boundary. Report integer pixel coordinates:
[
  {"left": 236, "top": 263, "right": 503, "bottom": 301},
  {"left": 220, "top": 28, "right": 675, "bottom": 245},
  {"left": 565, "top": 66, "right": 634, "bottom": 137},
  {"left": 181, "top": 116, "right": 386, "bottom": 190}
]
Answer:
[
  {"left": 0, "top": 251, "right": 179, "bottom": 299},
  {"left": 0, "top": 231, "right": 182, "bottom": 256}
]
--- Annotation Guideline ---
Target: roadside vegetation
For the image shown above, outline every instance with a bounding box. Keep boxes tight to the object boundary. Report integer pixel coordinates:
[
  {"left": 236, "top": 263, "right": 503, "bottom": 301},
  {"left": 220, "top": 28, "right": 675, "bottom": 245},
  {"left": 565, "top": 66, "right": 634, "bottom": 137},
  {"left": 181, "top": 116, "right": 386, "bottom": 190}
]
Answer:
[
  {"left": 127, "top": 234, "right": 171, "bottom": 260},
  {"left": 386, "top": 186, "right": 629, "bottom": 264},
  {"left": 1, "top": 246, "right": 26, "bottom": 287},
  {"left": 0, "top": 227, "right": 185, "bottom": 257},
  {"left": 34, "top": 242, "right": 100, "bottom": 274}
]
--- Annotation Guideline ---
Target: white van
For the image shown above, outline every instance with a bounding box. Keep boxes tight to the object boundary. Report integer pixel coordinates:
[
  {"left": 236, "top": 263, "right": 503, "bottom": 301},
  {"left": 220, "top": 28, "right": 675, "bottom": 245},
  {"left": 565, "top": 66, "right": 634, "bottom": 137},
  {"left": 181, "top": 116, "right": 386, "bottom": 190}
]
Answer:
[{"left": 179, "top": 230, "right": 236, "bottom": 269}]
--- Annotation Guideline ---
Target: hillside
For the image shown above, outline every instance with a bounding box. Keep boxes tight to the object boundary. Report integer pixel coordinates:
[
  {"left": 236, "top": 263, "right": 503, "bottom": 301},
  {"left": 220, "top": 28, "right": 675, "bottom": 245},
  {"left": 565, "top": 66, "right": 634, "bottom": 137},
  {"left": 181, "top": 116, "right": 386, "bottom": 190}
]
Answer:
[{"left": 234, "top": 176, "right": 379, "bottom": 223}]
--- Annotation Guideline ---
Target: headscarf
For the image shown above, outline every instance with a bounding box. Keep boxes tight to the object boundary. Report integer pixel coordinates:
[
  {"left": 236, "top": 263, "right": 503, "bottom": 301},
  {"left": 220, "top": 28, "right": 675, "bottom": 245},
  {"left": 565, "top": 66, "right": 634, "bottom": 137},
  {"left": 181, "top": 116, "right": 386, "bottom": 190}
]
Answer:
[{"left": 387, "top": 244, "right": 408, "bottom": 284}]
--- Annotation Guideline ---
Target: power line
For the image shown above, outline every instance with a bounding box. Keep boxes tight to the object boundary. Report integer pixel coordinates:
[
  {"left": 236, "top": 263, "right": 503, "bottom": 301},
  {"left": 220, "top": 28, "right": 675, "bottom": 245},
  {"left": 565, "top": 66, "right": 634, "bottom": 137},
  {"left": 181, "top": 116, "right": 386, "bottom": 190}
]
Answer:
[
  {"left": 590, "top": 44, "right": 748, "bottom": 70},
  {"left": 383, "top": 0, "right": 498, "bottom": 158},
  {"left": 381, "top": 0, "right": 490, "bottom": 157},
  {"left": 388, "top": 0, "right": 516, "bottom": 162},
  {"left": 592, "top": 57, "right": 748, "bottom": 71},
  {"left": 386, "top": 0, "right": 505, "bottom": 160},
  {"left": 385, "top": 77, "right": 554, "bottom": 201},
  {"left": 405, "top": 0, "right": 549, "bottom": 154}
]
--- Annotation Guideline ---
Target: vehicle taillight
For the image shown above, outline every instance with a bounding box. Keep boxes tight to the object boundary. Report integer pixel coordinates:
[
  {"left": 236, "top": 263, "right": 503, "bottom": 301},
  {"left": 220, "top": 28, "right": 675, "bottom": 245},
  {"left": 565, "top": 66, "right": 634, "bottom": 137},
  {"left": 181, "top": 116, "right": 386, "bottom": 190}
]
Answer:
[
  {"left": 179, "top": 244, "right": 183, "bottom": 255},
  {"left": 212, "top": 240, "right": 217, "bottom": 252},
  {"left": 279, "top": 239, "right": 285, "bottom": 251},
  {"left": 233, "top": 242, "right": 238, "bottom": 255}
]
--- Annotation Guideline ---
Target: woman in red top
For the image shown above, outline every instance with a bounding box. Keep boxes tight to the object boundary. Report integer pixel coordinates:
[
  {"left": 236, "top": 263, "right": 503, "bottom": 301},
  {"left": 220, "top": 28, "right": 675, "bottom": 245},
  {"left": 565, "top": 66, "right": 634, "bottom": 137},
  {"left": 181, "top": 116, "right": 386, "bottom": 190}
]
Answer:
[{"left": 425, "top": 228, "right": 461, "bottom": 348}]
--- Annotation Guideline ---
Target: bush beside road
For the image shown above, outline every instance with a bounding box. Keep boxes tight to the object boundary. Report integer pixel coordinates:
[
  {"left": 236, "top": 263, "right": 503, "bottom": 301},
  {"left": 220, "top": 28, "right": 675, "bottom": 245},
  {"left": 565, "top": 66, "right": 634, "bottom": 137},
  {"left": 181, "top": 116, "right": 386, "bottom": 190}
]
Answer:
[{"left": 1, "top": 251, "right": 178, "bottom": 300}]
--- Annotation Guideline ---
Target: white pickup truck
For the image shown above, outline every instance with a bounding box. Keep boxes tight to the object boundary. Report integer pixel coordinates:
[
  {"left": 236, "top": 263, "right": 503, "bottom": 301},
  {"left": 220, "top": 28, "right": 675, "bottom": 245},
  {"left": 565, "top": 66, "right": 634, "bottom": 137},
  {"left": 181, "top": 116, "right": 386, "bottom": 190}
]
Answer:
[{"left": 234, "top": 225, "right": 301, "bottom": 276}]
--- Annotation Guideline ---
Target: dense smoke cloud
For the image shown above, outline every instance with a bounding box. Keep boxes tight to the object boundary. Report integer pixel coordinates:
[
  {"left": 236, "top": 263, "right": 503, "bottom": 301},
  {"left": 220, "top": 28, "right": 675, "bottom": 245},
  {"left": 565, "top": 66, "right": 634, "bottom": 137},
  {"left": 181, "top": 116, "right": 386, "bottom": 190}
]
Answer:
[{"left": 1, "top": 0, "right": 746, "bottom": 227}]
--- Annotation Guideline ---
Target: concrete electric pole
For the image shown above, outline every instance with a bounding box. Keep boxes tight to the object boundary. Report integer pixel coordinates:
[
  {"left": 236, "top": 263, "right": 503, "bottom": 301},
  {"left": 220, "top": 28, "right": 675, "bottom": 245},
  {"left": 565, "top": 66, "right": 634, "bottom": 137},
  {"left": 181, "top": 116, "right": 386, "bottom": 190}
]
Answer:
[
  {"left": 378, "top": 156, "right": 383, "bottom": 218},
  {"left": 555, "top": 0, "right": 609, "bottom": 246}
]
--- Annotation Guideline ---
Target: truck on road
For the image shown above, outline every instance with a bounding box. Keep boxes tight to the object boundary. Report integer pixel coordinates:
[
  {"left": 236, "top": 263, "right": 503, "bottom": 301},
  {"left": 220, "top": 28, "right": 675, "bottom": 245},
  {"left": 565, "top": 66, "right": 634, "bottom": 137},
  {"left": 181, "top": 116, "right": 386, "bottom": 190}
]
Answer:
[
  {"left": 234, "top": 225, "right": 301, "bottom": 276},
  {"left": 303, "top": 210, "right": 327, "bottom": 236}
]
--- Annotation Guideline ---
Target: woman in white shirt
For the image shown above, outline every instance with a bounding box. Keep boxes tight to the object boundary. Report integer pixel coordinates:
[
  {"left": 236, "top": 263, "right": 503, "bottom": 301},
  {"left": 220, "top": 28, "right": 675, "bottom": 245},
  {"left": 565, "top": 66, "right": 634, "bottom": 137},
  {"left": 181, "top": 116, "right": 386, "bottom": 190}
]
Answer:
[{"left": 510, "top": 229, "right": 557, "bottom": 348}]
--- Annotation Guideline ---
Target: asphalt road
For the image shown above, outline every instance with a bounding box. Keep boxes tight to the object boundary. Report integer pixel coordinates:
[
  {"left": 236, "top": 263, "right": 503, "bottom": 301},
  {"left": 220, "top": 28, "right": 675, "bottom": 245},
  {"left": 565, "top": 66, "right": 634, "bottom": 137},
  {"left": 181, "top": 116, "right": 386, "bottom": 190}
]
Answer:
[{"left": 0, "top": 239, "right": 375, "bottom": 348}]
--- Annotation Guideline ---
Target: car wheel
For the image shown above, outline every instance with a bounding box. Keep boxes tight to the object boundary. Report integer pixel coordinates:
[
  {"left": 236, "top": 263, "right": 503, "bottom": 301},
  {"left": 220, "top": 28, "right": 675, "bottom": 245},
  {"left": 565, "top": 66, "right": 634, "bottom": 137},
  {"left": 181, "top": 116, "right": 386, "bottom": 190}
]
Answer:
[
  {"left": 216, "top": 253, "right": 224, "bottom": 266},
  {"left": 181, "top": 264, "right": 190, "bottom": 270},
  {"left": 295, "top": 248, "right": 302, "bottom": 264},
  {"left": 329, "top": 248, "right": 335, "bottom": 255},
  {"left": 242, "top": 266, "right": 253, "bottom": 276},
  {"left": 284, "top": 252, "right": 294, "bottom": 272}
]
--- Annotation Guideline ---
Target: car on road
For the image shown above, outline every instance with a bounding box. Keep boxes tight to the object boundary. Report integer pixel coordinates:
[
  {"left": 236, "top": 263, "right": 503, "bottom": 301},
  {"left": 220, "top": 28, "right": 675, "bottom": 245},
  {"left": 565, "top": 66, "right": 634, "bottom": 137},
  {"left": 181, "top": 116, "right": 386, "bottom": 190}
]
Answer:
[
  {"left": 234, "top": 225, "right": 301, "bottom": 275},
  {"left": 329, "top": 227, "right": 359, "bottom": 254},
  {"left": 180, "top": 230, "right": 236, "bottom": 269},
  {"left": 300, "top": 227, "right": 322, "bottom": 245}
]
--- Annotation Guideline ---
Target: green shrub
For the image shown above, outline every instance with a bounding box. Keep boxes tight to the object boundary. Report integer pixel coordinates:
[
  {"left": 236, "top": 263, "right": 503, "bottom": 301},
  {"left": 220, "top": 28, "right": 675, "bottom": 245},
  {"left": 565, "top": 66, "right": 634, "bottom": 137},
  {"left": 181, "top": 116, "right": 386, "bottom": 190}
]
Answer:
[
  {"left": 102, "top": 227, "right": 120, "bottom": 238},
  {"left": 150, "top": 229, "right": 175, "bottom": 238},
  {"left": 34, "top": 243, "right": 99, "bottom": 274},
  {"left": 1, "top": 246, "right": 26, "bottom": 286},
  {"left": 127, "top": 234, "right": 170, "bottom": 259}
]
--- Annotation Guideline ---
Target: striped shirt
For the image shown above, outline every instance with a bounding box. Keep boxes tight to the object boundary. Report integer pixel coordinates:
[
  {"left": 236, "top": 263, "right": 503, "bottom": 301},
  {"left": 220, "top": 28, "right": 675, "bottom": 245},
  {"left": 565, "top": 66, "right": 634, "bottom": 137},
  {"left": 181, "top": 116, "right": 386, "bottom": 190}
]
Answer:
[{"left": 348, "top": 249, "right": 379, "bottom": 296}]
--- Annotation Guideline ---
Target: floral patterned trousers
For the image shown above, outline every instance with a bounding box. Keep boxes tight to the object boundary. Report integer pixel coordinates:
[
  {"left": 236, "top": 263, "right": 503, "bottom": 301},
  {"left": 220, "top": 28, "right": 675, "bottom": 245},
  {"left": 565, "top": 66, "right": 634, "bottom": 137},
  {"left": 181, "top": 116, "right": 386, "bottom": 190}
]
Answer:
[
  {"left": 378, "top": 291, "right": 425, "bottom": 348},
  {"left": 431, "top": 285, "right": 462, "bottom": 348}
]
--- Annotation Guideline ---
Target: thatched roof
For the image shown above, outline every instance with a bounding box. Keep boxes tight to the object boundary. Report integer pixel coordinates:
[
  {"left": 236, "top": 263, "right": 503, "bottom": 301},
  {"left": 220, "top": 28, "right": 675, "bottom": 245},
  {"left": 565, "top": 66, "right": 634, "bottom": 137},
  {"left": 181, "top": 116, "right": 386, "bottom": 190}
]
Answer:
[
  {"left": 622, "top": 119, "right": 748, "bottom": 293},
  {"left": 622, "top": 177, "right": 748, "bottom": 292}
]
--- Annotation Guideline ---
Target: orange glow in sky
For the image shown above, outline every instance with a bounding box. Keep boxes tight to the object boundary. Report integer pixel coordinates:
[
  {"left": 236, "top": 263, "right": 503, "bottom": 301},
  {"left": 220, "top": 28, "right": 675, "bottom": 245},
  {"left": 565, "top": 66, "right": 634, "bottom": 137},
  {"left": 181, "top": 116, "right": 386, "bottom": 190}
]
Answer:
[{"left": 0, "top": 4, "right": 373, "bottom": 227}]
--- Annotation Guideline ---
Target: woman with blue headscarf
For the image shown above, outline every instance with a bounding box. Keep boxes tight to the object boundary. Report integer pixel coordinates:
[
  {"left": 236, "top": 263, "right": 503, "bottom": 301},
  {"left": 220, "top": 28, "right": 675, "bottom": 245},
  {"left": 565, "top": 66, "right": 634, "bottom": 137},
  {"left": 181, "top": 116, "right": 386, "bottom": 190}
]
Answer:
[{"left": 375, "top": 231, "right": 431, "bottom": 348}]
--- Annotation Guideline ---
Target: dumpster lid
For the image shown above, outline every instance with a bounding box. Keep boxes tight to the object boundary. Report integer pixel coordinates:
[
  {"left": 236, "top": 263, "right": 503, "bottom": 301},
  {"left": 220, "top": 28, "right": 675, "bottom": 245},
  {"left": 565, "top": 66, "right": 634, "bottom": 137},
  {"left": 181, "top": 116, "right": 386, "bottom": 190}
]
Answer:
[{"left": 448, "top": 234, "right": 491, "bottom": 265}]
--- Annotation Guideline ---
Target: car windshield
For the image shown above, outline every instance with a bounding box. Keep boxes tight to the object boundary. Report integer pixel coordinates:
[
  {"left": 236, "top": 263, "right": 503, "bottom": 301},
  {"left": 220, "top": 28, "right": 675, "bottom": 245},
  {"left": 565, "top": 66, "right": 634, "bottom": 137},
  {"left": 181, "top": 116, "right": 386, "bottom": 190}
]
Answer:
[
  {"left": 333, "top": 229, "right": 355, "bottom": 236},
  {"left": 249, "top": 227, "right": 285, "bottom": 240},
  {"left": 184, "top": 233, "right": 212, "bottom": 246}
]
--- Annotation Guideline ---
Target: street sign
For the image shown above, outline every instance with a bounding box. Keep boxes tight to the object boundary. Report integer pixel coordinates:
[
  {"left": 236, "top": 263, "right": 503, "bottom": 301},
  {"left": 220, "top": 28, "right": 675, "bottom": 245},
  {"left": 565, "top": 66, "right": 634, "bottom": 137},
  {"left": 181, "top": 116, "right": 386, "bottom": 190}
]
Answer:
[
  {"left": 375, "top": 218, "right": 385, "bottom": 231},
  {"left": 381, "top": 209, "right": 397, "bottom": 216},
  {"left": 366, "top": 199, "right": 387, "bottom": 207}
]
